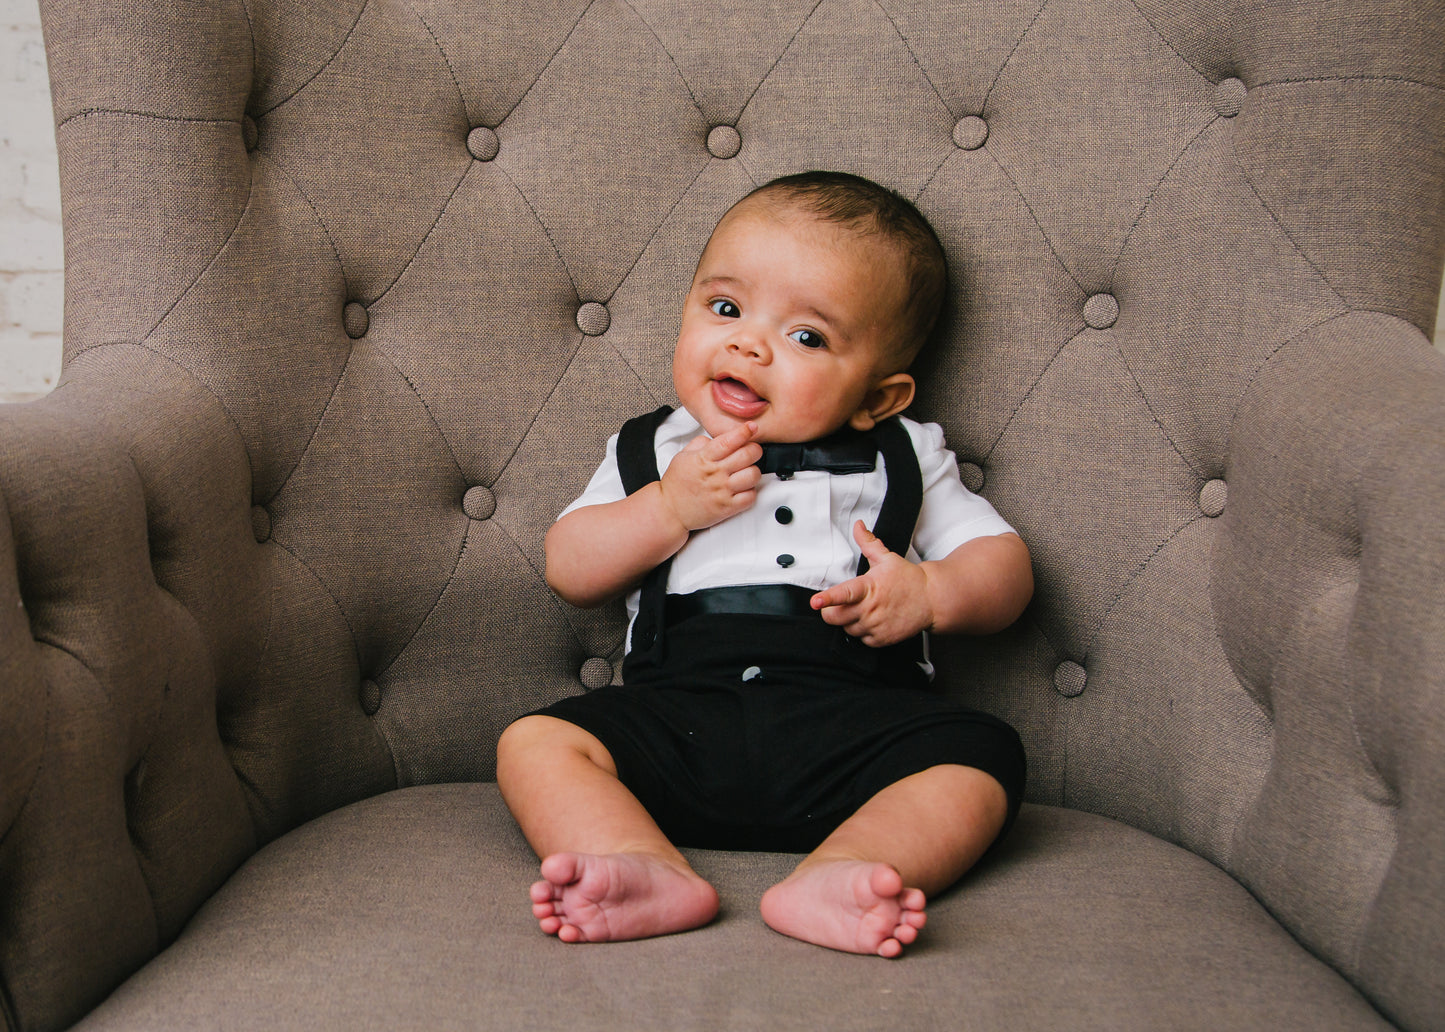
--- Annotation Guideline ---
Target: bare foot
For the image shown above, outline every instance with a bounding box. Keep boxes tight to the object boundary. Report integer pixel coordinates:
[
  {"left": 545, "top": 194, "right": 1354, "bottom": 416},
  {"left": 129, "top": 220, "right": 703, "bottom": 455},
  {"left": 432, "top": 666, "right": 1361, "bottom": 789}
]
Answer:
[
  {"left": 529, "top": 852, "right": 720, "bottom": 943},
  {"left": 759, "top": 860, "right": 926, "bottom": 958}
]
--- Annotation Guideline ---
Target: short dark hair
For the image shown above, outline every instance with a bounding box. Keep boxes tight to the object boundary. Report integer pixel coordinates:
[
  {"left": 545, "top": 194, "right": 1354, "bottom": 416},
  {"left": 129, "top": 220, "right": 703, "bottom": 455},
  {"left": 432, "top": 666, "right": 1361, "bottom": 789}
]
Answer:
[{"left": 741, "top": 171, "right": 948, "bottom": 366}]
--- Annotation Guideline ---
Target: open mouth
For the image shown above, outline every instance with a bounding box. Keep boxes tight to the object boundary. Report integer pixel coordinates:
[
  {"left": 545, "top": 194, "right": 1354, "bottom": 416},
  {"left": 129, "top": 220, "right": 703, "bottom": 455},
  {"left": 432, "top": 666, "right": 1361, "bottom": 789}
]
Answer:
[{"left": 711, "top": 376, "right": 768, "bottom": 418}]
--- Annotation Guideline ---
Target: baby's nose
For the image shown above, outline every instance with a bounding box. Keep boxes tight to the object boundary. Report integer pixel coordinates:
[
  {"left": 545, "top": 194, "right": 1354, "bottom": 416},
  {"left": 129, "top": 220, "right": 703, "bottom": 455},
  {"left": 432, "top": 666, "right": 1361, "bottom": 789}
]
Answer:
[{"left": 728, "top": 329, "right": 770, "bottom": 361}]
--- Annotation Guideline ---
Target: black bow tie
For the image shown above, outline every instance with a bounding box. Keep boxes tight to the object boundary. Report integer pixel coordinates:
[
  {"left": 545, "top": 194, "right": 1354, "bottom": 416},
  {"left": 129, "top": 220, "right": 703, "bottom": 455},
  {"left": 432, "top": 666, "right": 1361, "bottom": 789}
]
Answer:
[{"left": 755, "top": 428, "right": 878, "bottom": 478}]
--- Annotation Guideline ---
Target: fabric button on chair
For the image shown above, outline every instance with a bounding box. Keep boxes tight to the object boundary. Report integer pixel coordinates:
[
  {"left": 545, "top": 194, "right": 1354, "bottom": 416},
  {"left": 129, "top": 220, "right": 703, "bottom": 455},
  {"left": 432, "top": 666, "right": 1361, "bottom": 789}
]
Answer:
[
  {"left": 1083, "top": 293, "right": 1119, "bottom": 330},
  {"left": 359, "top": 679, "right": 382, "bottom": 716},
  {"left": 958, "top": 462, "right": 985, "bottom": 492},
  {"left": 1054, "top": 661, "right": 1087, "bottom": 698},
  {"left": 467, "top": 126, "right": 500, "bottom": 161},
  {"left": 952, "top": 115, "right": 988, "bottom": 150},
  {"left": 463, "top": 486, "right": 496, "bottom": 520},
  {"left": 707, "top": 125, "right": 741, "bottom": 159},
  {"left": 1214, "top": 78, "right": 1247, "bottom": 118},
  {"left": 576, "top": 302, "right": 610, "bottom": 336},
  {"left": 242, "top": 115, "right": 258, "bottom": 152},
  {"left": 343, "top": 301, "right": 369, "bottom": 339},
  {"left": 1200, "top": 479, "right": 1228, "bottom": 517},
  {"left": 579, "top": 658, "right": 612, "bottom": 690}
]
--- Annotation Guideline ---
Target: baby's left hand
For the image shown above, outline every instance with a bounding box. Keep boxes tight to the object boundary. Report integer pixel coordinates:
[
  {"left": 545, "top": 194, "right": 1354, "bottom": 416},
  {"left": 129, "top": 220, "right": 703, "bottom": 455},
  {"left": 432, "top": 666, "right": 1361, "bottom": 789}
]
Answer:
[{"left": 810, "top": 522, "right": 934, "bottom": 647}]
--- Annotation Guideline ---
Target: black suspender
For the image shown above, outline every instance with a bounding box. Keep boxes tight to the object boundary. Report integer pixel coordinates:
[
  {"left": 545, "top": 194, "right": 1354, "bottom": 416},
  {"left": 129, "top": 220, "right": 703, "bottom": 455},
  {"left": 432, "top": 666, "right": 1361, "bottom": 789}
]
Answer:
[
  {"left": 617, "top": 406, "right": 676, "bottom": 661},
  {"left": 857, "top": 418, "right": 922, "bottom": 578}
]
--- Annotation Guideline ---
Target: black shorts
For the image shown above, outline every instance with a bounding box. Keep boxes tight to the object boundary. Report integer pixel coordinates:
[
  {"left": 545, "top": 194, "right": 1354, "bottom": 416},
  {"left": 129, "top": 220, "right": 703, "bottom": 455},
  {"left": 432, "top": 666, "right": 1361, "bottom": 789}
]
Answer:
[{"left": 530, "top": 612, "right": 1025, "bottom": 853}]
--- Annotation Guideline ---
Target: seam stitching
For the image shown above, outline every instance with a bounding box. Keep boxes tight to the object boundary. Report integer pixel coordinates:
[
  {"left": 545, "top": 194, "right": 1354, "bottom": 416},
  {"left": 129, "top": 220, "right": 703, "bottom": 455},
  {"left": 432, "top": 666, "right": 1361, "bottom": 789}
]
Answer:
[
  {"left": 983, "top": 326, "right": 1080, "bottom": 463},
  {"left": 872, "top": 0, "right": 956, "bottom": 118},
  {"left": 369, "top": 159, "right": 474, "bottom": 308},
  {"left": 1109, "top": 116, "right": 1219, "bottom": 285},
  {"left": 268, "top": 536, "right": 362, "bottom": 669},
  {"left": 1231, "top": 154, "right": 1350, "bottom": 311},
  {"left": 138, "top": 159, "right": 258, "bottom": 346},
  {"left": 62, "top": 340, "right": 256, "bottom": 488},
  {"left": 372, "top": 517, "right": 471, "bottom": 684},
  {"left": 255, "top": 148, "right": 350, "bottom": 294},
  {"left": 981, "top": 0, "right": 1050, "bottom": 116},
  {"left": 604, "top": 156, "right": 713, "bottom": 305},
  {"left": 736, "top": 0, "right": 828, "bottom": 121},
  {"left": 265, "top": 346, "right": 355, "bottom": 507},
  {"left": 1257, "top": 74, "right": 1445, "bottom": 94},
  {"left": 403, "top": 0, "right": 470, "bottom": 124},
  {"left": 497, "top": 0, "right": 598, "bottom": 126},
  {"left": 256, "top": 0, "right": 371, "bottom": 118},
  {"left": 1125, "top": 0, "right": 1217, "bottom": 83},
  {"left": 56, "top": 108, "right": 238, "bottom": 130},
  {"left": 984, "top": 147, "right": 1087, "bottom": 295},
  {"left": 913, "top": 146, "right": 956, "bottom": 202},
  {"left": 1082, "top": 513, "right": 1203, "bottom": 657},
  {"left": 487, "top": 511, "right": 592, "bottom": 658},
  {"left": 619, "top": 0, "right": 707, "bottom": 123},
  {"left": 494, "top": 162, "right": 581, "bottom": 301}
]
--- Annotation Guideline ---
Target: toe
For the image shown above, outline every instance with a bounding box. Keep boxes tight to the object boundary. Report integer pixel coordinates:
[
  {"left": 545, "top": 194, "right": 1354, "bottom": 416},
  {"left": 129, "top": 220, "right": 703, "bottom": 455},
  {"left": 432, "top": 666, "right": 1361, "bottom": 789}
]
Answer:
[
  {"left": 539, "top": 852, "right": 581, "bottom": 885},
  {"left": 867, "top": 864, "right": 904, "bottom": 900}
]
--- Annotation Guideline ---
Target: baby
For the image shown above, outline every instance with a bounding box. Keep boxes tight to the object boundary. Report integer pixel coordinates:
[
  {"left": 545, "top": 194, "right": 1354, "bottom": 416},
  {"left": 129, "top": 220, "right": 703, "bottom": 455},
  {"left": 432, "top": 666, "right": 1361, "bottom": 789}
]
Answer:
[{"left": 497, "top": 171, "right": 1033, "bottom": 958}]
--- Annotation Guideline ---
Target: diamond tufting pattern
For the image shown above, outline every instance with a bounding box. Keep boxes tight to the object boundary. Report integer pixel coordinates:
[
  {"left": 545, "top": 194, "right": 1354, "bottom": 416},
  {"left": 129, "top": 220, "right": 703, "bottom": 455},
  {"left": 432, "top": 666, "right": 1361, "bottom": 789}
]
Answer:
[{"left": 0, "top": 0, "right": 1443, "bottom": 1029}]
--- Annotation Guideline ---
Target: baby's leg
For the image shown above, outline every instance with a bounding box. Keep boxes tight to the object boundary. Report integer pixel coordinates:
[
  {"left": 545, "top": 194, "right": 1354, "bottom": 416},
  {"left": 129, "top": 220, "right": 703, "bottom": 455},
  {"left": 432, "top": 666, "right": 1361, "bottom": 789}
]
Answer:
[
  {"left": 497, "top": 715, "right": 719, "bottom": 943},
  {"left": 759, "top": 764, "right": 1007, "bottom": 958}
]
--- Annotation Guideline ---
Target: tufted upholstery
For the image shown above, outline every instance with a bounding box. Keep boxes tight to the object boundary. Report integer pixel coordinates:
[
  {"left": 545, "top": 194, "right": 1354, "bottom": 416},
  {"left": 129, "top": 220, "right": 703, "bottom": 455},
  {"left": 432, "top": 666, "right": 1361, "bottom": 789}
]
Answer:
[{"left": 1, "top": 0, "right": 1442, "bottom": 1029}]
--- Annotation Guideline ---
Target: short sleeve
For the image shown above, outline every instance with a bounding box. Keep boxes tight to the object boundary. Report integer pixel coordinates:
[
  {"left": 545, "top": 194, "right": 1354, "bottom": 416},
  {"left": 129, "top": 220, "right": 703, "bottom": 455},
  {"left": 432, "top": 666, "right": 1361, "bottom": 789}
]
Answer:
[
  {"left": 557, "top": 432, "right": 627, "bottom": 519},
  {"left": 907, "top": 420, "right": 1017, "bottom": 560}
]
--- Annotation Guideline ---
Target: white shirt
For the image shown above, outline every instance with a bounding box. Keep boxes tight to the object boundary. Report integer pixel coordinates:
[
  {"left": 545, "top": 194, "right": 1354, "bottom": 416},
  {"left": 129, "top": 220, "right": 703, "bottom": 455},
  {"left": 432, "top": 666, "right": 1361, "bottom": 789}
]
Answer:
[{"left": 561, "top": 409, "right": 1017, "bottom": 648}]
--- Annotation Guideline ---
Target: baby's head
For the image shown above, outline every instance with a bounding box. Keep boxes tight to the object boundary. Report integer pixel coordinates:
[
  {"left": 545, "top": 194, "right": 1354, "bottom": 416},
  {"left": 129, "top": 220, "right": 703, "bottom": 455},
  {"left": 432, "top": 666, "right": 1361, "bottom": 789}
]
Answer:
[{"left": 674, "top": 171, "right": 948, "bottom": 443}]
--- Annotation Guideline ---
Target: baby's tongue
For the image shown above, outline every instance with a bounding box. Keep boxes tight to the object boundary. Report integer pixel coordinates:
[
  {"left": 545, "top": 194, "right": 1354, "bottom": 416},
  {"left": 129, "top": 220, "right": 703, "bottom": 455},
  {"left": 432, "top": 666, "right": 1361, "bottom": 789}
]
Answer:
[{"left": 716, "top": 378, "right": 761, "bottom": 405}]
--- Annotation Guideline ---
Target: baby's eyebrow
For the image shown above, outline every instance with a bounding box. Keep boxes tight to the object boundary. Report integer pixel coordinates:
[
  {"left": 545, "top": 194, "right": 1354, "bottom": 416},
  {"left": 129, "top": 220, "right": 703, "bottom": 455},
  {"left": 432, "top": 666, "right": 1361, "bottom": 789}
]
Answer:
[{"left": 696, "top": 274, "right": 745, "bottom": 292}]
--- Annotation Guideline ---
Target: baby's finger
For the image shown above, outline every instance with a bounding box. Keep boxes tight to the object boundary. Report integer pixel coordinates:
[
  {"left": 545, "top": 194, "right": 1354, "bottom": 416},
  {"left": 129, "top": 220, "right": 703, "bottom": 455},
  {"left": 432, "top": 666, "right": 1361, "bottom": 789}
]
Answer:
[
  {"left": 728, "top": 465, "right": 762, "bottom": 494},
  {"left": 852, "top": 520, "right": 895, "bottom": 563},
  {"left": 728, "top": 488, "right": 757, "bottom": 515},
  {"left": 717, "top": 439, "right": 764, "bottom": 473},
  {"left": 703, "top": 421, "right": 758, "bottom": 459},
  {"left": 811, "top": 579, "right": 863, "bottom": 612}
]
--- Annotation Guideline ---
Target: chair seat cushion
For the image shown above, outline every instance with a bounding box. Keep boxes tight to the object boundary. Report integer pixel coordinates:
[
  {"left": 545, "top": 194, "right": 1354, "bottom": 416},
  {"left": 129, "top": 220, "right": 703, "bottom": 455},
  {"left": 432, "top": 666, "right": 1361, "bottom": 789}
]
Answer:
[{"left": 76, "top": 784, "right": 1389, "bottom": 1031}]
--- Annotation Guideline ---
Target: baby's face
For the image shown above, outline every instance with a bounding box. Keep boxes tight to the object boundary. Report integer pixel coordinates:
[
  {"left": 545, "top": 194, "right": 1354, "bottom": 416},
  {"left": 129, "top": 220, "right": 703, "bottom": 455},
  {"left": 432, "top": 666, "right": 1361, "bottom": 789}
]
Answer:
[{"left": 672, "top": 201, "right": 911, "bottom": 443}]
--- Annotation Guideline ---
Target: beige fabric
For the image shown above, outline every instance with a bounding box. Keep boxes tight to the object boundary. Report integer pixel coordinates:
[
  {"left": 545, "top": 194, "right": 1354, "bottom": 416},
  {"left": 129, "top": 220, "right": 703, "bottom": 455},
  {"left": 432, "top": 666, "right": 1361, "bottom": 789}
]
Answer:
[
  {"left": 75, "top": 786, "right": 1395, "bottom": 1032},
  {"left": 0, "top": 0, "right": 1441, "bottom": 1029}
]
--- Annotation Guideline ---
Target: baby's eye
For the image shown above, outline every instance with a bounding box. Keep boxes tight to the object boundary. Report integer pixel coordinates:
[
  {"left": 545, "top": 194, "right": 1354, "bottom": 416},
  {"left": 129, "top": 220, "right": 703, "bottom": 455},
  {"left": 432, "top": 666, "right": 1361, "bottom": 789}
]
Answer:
[
  {"left": 709, "top": 299, "right": 740, "bottom": 318},
  {"left": 789, "top": 328, "right": 826, "bottom": 349}
]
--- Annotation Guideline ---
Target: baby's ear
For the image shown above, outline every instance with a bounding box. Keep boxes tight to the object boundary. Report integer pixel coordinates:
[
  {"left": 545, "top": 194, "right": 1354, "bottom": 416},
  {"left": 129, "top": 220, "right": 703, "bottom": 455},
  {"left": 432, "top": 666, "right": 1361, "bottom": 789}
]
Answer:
[{"left": 849, "top": 373, "right": 915, "bottom": 431}]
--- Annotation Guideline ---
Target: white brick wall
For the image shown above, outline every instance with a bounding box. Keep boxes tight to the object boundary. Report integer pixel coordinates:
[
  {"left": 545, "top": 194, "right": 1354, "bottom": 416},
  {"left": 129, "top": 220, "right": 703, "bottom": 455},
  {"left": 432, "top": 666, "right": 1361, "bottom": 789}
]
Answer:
[
  {"left": 1, "top": 0, "right": 62, "bottom": 402},
  {"left": 0, "top": 0, "right": 1442, "bottom": 404}
]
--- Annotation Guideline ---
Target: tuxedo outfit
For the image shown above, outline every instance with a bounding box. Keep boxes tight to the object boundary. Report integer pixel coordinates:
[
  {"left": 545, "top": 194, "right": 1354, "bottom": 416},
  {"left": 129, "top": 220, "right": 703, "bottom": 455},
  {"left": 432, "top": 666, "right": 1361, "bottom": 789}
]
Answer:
[{"left": 533, "top": 407, "right": 1026, "bottom": 853}]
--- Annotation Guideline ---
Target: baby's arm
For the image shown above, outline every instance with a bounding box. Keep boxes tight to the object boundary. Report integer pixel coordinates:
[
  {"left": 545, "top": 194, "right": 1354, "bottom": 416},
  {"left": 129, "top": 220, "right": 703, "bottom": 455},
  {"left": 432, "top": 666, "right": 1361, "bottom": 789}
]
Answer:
[
  {"left": 545, "top": 422, "right": 763, "bottom": 608},
  {"left": 810, "top": 522, "right": 1033, "bottom": 647}
]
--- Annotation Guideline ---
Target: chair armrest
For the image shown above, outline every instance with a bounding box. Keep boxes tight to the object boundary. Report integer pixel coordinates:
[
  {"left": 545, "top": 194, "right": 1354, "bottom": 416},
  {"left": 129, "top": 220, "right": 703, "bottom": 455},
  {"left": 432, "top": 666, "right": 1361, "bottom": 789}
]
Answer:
[
  {"left": 1216, "top": 311, "right": 1445, "bottom": 1030},
  {"left": 0, "top": 363, "right": 259, "bottom": 1031}
]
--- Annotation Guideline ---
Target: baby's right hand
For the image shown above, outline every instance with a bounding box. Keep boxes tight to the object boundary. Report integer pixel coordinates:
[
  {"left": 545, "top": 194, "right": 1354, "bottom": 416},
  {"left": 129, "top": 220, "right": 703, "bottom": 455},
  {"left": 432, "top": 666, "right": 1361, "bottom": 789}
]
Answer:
[{"left": 658, "top": 422, "right": 763, "bottom": 532}]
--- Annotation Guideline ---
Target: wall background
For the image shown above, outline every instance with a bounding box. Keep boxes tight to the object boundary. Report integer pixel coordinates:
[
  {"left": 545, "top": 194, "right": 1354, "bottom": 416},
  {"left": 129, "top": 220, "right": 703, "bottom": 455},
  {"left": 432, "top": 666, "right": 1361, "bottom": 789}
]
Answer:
[{"left": 2, "top": 0, "right": 1442, "bottom": 403}]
